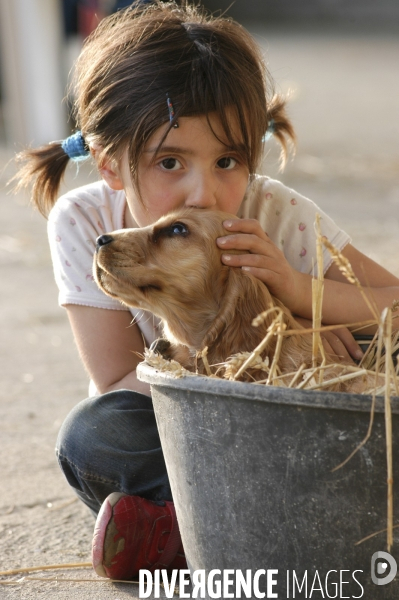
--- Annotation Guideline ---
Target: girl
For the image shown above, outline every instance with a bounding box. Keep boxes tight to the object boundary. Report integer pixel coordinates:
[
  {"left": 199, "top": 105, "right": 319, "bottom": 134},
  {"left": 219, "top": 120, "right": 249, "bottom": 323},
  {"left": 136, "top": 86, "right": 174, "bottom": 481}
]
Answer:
[{"left": 14, "top": 0, "right": 399, "bottom": 581}]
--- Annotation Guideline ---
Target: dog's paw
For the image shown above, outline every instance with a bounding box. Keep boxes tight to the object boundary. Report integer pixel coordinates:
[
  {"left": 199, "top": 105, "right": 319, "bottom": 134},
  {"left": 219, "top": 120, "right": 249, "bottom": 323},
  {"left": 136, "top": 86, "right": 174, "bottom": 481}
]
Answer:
[{"left": 149, "top": 338, "right": 172, "bottom": 358}]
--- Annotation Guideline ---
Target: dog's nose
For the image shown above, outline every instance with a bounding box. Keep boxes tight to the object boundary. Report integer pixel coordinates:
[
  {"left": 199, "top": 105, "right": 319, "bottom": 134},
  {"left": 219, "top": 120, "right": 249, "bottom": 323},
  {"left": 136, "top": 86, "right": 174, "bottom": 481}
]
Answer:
[{"left": 96, "top": 234, "right": 114, "bottom": 252}]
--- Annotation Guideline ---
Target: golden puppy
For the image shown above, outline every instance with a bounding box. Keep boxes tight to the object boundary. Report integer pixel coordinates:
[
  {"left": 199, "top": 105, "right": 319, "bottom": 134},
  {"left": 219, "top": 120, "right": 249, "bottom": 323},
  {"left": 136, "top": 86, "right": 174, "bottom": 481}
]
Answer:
[{"left": 94, "top": 208, "right": 361, "bottom": 389}]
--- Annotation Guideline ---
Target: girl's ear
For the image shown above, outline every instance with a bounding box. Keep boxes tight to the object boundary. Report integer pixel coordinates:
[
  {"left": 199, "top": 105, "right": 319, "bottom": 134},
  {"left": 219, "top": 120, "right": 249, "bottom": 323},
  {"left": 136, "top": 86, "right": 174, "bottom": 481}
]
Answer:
[{"left": 90, "top": 145, "right": 124, "bottom": 190}]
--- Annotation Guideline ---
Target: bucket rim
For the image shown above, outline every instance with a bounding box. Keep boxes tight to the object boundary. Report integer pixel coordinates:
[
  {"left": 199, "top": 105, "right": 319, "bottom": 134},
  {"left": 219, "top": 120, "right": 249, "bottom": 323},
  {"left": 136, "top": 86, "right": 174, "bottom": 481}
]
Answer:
[{"left": 137, "top": 361, "right": 399, "bottom": 414}]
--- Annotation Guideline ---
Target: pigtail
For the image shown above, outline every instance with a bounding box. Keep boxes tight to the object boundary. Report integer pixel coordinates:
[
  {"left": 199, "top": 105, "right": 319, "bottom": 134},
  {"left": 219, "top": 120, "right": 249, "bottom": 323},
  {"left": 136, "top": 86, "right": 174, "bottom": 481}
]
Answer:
[
  {"left": 11, "top": 142, "right": 71, "bottom": 218},
  {"left": 266, "top": 94, "right": 296, "bottom": 169}
]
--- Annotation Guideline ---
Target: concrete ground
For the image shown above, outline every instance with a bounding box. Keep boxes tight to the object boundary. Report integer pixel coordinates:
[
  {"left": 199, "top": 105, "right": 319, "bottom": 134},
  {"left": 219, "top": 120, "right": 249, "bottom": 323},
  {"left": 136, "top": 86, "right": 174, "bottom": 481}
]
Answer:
[{"left": 0, "top": 23, "right": 398, "bottom": 599}]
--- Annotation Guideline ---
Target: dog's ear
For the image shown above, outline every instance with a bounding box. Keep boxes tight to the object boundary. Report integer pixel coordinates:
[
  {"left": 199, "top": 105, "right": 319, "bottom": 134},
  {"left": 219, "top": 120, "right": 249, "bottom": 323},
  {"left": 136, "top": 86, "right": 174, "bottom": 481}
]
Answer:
[{"left": 202, "top": 266, "right": 275, "bottom": 352}]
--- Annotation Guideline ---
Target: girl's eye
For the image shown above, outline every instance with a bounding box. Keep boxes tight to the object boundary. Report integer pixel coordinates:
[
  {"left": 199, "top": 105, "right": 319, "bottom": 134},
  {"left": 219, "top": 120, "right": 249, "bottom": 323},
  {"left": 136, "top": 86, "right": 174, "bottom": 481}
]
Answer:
[
  {"left": 160, "top": 158, "right": 182, "bottom": 171},
  {"left": 217, "top": 157, "right": 237, "bottom": 170}
]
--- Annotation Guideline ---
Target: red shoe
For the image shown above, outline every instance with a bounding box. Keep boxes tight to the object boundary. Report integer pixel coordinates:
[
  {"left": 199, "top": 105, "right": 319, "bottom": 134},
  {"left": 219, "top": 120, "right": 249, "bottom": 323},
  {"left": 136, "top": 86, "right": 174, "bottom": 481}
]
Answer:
[{"left": 92, "top": 492, "right": 186, "bottom": 580}]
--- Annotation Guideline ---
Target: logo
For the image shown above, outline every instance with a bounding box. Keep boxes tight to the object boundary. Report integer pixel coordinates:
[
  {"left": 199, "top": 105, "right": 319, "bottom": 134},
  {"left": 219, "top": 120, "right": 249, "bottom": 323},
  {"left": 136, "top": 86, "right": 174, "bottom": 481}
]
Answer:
[{"left": 371, "top": 551, "right": 397, "bottom": 586}]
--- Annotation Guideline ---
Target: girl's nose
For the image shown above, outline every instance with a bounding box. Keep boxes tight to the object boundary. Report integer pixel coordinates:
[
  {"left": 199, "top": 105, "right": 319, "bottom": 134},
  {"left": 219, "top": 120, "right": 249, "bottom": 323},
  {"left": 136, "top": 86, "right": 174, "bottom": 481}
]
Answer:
[{"left": 184, "top": 174, "right": 218, "bottom": 209}]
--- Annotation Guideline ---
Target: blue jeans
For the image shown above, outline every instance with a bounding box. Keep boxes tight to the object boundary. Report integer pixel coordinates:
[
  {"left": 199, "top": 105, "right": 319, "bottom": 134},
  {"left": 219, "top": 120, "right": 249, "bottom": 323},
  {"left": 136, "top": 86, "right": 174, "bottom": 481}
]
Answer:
[{"left": 56, "top": 390, "right": 172, "bottom": 515}]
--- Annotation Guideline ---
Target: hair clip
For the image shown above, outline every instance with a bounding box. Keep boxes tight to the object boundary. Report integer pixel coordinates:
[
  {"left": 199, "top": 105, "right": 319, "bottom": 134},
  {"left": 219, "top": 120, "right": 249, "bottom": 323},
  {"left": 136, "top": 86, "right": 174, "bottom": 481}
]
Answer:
[{"left": 166, "top": 95, "right": 179, "bottom": 128}]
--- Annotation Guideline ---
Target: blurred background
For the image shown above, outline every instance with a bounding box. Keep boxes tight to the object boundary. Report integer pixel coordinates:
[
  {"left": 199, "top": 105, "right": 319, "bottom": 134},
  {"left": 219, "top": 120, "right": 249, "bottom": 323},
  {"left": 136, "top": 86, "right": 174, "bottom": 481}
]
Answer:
[
  {"left": 2, "top": 0, "right": 398, "bottom": 269},
  {"left": 0, "top": 3, "right": 398, "bottom": 596},
  {"left": 1, "top": 0, "right": 399, "bottom": 148},
  {"left": 1, "top": 1, "right": 398, "bottom": 223}
]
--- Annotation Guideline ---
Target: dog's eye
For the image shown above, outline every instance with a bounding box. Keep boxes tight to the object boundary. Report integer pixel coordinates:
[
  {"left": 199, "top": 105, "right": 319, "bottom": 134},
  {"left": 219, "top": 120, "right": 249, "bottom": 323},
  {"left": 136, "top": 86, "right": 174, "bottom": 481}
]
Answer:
[
  {"left": 153, "top": 222, "right": 189, "bottom": 243},
  {"left": 170, "top": 222, "right": 188, "bottom": 236}
]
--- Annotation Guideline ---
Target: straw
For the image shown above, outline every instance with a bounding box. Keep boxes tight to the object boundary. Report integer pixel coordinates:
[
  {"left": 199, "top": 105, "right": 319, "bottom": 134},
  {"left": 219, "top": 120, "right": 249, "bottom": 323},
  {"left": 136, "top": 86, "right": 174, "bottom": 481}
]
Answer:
[
  {"left": 355, "top": 523, "right": 399, "bottom": 546},
  {"left": 266, "top": 312, "right": 286, "bottom": 385},
  {"left": 382, "top": 308, "right": 394, "bottom": 551},
  {"left": 143, "top": 348, "right": 190, "bottom": 377},
  {"left": 331, "top": 320, "right": 385, "bottom": 473},
  {"left": 321, "top": 236, "right": 380, "bottom": 321},
  {"left": 233, "top": 309, "right": 283, "bottom": 381},
  {"left": 198, "top": 346, "right": 212, "bottom": 376},
  {"left": 0, "top": 563, "right": 92, "bottom": 576},
  {"left": 305, "top": 369, "right": 369, "bottom": 391},
  {"left": 288, "top": 363, "right": 307, "bottom": 388},
  {"left": 0, "top": 576, "right": 139, "bottom": 585},
  {"left": 312, "top": 215, "right": 326, "bottom": 376}
]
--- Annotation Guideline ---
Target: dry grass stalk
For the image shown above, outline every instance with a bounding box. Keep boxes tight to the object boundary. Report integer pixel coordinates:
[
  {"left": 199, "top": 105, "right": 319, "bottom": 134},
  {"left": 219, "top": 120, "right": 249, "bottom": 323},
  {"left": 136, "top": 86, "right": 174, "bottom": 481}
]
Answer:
[
  {"left": 143, "top": 348, "right": 189, "bottom": 377},
  {"left": 1, "top": 575, "right": 140, "bottom": 585},
  {"left": 47, "top": 497, "right": 78, "bottom": 511},
  {"left": 222, "top": 352, "right": 270, "bottom": 380},
  {"left": 305, "top": 369, "right": 369, "bottom": 391},
  {"left": 391, "top": 360, "right": 399, "bottom": 397},
  {"left": 330, "top": 308, "right": 396, "bottom": 554},
  {"left": 361, "top": 318, "right": 398, "bottom": 375},
  {"left": 382, "top": 308, "right": 394, "bottom": 551},
  {"left": 355, "top": 523, "right": 399, "bottom": 546},
  {"left": 388, "top": 330, "right": 399, "bottom": 396},
  {"left": 312, "top": 236, "right": 396, "bottom": 556},
  {"left": 278, "top": 319, "right": 378, "bottom": 338},
  {"left": 0, "top": 563, "right": 92, "bottom": 576},
  {"left": 266, "top": 312, "right": 286, "bottom": 385},
  {"left": 297, "top": 368, "right": 323, "bottom": 390},
  {"left": 359, "top": 330, "right": 379, "bottom": 370},
  {"left": 286, "top": 363, "right": 385, "bottom": 393},
  {"left": 321, "top": 236, "right": 379, "bottom": 322},
  {"left": 251, "top": 306, "right": 282, "bottom": 327},
  {"left": 198, "top": 346, "right": 212, "bottom": 376},
  {"left": 331, "top": 327, "right": 384, "bottom": 473},
  {"left": 253, "top": 362, "right": 381, "bottom": 389},
  {"left": 288, "top": 363, "right": 307, "bottom": 388},
  {"left": 233, "top": 308, "right": 283, "bottom": 381},
  {"left": 313, "top": 215, "right": 326, "bottom": 376}
]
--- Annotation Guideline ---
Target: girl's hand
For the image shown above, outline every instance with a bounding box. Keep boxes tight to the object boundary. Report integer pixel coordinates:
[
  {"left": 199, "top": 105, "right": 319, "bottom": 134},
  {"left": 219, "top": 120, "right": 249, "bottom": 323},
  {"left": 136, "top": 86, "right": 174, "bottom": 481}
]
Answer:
[
  {"left": 294, "top": 317, "right": 364, "bottom": 363},
  {"left": 217, "top": 218, "right": 302, "bottom": 311},
  {"left": 216, "top": 219, "right": 365, "bottom": 363}
]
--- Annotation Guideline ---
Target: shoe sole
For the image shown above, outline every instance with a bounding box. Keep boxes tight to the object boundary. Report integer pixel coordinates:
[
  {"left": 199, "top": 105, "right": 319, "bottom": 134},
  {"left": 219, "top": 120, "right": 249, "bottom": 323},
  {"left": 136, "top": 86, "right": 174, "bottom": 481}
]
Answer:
[{"left": 92, "top": 492, "right": 127, "bottom": 578}]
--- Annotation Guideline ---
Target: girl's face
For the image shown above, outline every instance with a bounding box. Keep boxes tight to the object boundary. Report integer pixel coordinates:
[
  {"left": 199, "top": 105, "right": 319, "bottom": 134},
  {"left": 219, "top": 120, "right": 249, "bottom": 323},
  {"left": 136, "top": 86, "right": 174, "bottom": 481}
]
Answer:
[{"left": 121, "top": 113, "right": 250, "bottom": 227}]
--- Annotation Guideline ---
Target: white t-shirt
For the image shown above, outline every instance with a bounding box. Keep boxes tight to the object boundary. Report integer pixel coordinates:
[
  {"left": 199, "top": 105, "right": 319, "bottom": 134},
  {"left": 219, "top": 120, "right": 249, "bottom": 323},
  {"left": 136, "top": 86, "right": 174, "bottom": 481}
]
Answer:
[{"left": 47, "top": 175, "right": 351, "bottom": 347}]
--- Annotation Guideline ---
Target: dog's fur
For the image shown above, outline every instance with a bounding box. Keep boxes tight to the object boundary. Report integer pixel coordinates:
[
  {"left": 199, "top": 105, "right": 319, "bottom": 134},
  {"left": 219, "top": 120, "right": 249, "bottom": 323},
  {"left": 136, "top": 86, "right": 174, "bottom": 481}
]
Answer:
[{"left": 94, "top": 208, "right": 364, "bottom": 390}]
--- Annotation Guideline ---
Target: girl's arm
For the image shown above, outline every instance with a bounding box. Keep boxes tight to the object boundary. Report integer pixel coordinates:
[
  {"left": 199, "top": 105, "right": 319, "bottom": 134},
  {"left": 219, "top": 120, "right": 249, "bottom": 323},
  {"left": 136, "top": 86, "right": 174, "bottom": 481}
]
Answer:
[
  {"left": 66, "top": 305, "right": 151, "bottom": 396},
  {"left": 274, "top": 244, "right": 399, "bottom": 329},
  {"left": 306, "top": 244, "right": 399, "bottom": 329}
]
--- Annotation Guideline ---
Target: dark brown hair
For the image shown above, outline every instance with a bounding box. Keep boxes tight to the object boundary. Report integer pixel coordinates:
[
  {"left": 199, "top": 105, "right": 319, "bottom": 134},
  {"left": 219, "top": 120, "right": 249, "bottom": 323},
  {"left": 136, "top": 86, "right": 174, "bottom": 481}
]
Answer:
[{"left": 14, "top": 1, "right": 295, "bottom": 216}]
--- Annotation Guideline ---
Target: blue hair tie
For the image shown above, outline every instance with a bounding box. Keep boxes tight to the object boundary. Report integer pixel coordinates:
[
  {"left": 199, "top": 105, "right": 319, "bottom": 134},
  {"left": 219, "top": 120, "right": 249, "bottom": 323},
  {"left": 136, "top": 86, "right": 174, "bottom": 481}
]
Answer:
[
  {"left": 61, "top": 131, "right": 90, "bottom": 161},
  {"left": 262, "top": 118, "right": 275, "bottom": 142}
]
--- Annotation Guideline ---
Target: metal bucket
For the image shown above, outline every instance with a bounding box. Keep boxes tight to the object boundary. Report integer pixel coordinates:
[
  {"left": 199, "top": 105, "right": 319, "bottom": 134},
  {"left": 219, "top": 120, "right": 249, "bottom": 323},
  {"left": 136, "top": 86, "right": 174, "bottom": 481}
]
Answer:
[{"left": 137, "top": 363, "right": 399, "bottom": 598}]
